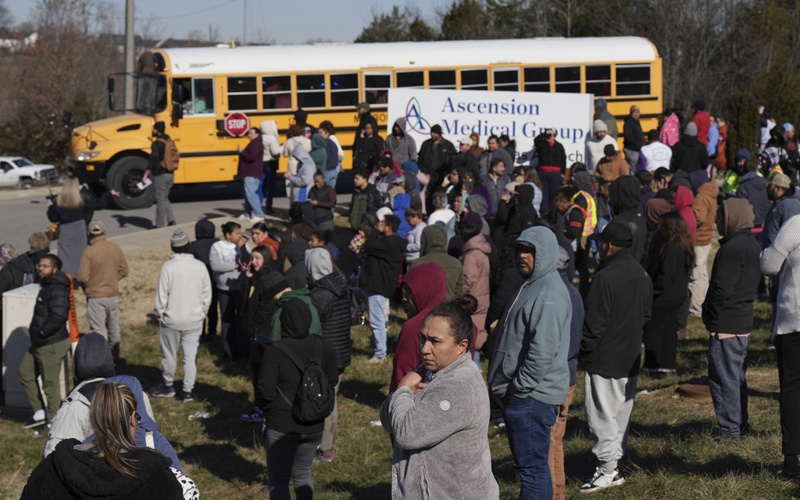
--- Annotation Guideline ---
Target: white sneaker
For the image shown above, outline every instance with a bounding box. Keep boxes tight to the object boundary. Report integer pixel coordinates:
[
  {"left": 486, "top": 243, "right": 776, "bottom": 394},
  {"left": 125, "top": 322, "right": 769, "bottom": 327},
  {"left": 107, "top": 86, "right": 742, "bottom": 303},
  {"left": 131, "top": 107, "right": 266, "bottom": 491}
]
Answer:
[
  {"left": 579, "top": 467, "right": 625, "bottom": 494},
  {"left": 237, "top": 214, "right": 251, "bottom": 220}
]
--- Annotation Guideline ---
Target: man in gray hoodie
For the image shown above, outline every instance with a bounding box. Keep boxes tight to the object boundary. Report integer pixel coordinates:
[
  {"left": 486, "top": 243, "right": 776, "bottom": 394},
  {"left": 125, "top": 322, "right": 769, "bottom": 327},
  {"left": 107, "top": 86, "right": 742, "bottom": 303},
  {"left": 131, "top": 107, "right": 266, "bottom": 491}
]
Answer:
[
  {"left": 385, "top": 117, "right": 417, "bottom": 165},
  {"left": 488, "top": 226, "right": 572, "bottom": 500}
]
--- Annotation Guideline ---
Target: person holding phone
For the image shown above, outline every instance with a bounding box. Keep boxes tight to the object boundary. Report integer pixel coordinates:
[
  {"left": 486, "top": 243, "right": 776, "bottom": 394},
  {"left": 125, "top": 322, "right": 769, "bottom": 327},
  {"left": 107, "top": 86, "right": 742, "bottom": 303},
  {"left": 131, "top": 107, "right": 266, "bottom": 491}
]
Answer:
[{"left": 380, "top": 302, "right": 499, "bottom": 500}]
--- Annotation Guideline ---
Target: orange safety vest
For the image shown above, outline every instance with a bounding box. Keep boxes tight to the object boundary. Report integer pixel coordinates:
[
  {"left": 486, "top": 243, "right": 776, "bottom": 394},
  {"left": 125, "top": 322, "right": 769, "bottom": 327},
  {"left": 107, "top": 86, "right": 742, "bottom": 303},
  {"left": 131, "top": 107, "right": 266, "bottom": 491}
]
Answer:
[
  {"left": 572, "top": 191, "right": 597, "bottom": 236},
  {"left": 66, "top": 273, "right": 80, "bottom": 344}
]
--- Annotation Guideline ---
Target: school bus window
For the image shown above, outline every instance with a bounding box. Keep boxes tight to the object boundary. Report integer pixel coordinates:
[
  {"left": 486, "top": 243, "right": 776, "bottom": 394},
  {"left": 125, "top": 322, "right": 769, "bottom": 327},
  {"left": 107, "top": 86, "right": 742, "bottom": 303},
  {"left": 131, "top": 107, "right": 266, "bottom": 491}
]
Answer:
[
  {"left": 396, "top": 70, "right": 424, "bottom": 88},
  {"left": 364, "top": 73, "right": 390, "bottom": 105},
  {"left": 262, "top": 75, "right": 292, "bottom": 110},
  {"left": 330, "top": 73, "right": 359, "bottom": 107},
  {"left": 585, "top": 65, "right": 611, "bottom": 97},
  {"left": 555, "top": 66, "right": 581, "bottom": 93},
  {"left": 136, "top": 74, "right": 167, "bottom": 114},
  {"left": 296, "top": 73, "right": 326, "bottom": 108},
  {"left": 616, "top": 64, "right": 651, "bottom": 96},
  {"left": 176, "top": 77, "right": 214, "bottom": 115},
  {"left": 523, "top": 67, "right": 550, "bottom": 92},
  {"left": 429, "top": 69, "right": 456, "bottom": 89},
  {"left": 461, "top": 68, "right": 488, "bottom": 90},
  {"left": 493, "top": 68, "right": 519, "bottom": 92},
  {"left": 228, "top": 76, "right": 258, "bottom": 111}
]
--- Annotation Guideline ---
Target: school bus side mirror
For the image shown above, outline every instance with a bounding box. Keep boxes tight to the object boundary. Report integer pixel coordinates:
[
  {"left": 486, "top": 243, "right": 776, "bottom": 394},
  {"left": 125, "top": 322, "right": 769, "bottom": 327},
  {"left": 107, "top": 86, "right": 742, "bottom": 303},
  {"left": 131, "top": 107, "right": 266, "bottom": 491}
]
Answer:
[
  {"left": 172, "top": 103, "right": 183, "bottom": 122},
  {"left": 107, "top": 76, "right": 115, "bottom": 111}
]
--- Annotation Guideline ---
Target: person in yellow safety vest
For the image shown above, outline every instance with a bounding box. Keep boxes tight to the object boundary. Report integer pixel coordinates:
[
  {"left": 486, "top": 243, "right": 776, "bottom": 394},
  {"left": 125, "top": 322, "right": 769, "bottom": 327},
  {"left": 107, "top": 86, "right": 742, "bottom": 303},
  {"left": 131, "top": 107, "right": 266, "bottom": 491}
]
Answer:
[
  {"left": 571, "top": 190, "right": 597, "bottom": 236},
  {"left": 554, "top": 189, "right": 587, "bottom": 243}
]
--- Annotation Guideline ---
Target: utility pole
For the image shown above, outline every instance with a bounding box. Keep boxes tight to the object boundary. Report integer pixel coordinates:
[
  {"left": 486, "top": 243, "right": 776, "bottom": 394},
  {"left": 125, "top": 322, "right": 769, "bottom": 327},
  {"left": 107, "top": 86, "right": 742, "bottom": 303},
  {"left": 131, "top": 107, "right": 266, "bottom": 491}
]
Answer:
[
  {"left": 243, "top": 0, "right": 247, "bottom": 46},
  {"left": 124, "top": 0, "right": 135, "bottom": 113}
]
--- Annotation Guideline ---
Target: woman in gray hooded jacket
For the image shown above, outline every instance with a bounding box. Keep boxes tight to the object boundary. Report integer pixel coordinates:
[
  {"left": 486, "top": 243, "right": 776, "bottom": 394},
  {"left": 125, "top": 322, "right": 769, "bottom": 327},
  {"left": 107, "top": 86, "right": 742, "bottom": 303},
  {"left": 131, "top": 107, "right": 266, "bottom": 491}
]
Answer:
[{"left": 380, "top": 302, "right": 499, "bottom": 500}]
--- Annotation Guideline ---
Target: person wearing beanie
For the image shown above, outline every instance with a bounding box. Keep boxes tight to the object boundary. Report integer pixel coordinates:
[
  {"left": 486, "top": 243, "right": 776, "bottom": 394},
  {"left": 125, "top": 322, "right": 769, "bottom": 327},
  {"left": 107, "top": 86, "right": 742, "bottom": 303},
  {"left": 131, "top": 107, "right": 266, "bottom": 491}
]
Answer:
[
  {"left": 418, "top": 124, "right": 457, "bottom": 213},
  {"left": 150, "top": 230, "right": 211, "bottom": 402},
  {"left": 623, "top": 105, "right": 644, "bottom": 173},
  {"left": 594, "top": 144, "right": 629, "bottom": 198},
  {"left": 76, "top": 219, "right": 129, "bottom": 362},
  {"left": 692, "top": 99, "right": 711, "bottom": 147},
  {"left": 585, "top": 119, "right": 618, "bottom": 171},
  {"left": 579, "top": 221, "right": 652, "bottom": 493},
  {"left": 141, "top": 121, "right": 176, "bottom": 228},
  {"left": 636, "top": 129, "right": 672, "bottom": 172},
  {"left": 703, "top": 199, "right": 761, "bottom": 442},
  {"left": 42, "top": 333, "right": 115, "bottom": 458},
  {"left": 671, "top": 121, "right": 709, "bottom": 174}
]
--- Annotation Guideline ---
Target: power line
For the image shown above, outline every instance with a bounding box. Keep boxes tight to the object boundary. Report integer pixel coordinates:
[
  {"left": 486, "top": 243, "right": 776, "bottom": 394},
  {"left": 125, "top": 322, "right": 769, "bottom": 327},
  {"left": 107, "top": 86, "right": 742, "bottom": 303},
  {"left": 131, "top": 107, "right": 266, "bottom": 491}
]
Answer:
[{"left": 156, "top": 0, "right": 239, "bottom": 22}]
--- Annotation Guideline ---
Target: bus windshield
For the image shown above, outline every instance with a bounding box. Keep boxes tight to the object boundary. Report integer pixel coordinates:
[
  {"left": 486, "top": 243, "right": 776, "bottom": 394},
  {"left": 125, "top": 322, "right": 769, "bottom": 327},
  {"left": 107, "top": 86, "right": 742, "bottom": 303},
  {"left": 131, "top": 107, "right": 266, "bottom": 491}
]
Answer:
[{"left": 136, "top": 74, "right": 167, "bottom": 115}]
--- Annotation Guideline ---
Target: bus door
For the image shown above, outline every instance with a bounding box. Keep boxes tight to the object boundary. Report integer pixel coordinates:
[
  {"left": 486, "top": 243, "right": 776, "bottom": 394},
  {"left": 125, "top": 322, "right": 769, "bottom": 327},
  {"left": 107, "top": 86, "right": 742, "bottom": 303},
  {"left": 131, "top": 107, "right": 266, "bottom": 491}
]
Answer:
[{"left": 171, "top": 77, "right": 226, "bottom": 182}]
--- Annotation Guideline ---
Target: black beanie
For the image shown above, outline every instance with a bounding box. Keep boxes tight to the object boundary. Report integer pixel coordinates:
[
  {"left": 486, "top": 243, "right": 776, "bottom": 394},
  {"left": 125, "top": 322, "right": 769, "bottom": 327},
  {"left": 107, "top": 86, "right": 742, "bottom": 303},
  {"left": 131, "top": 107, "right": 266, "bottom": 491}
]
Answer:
[
  {"left": 263, "top": 270, "right": 291, "bottom": 299},
  {"left": 431, "top": 124, "right": 442, "bottom": 135},
  {"left": 604, "top": 144, "right": 616, "bottom": 157},
  {"left": 73, "top": 333, "right": 115, "bottom": 385},
  {"left": 153, "top": 121, "right": 166, "bottom": 134},
  {"left": 600, "top": 221, "right": 633, "bottom": 248}
]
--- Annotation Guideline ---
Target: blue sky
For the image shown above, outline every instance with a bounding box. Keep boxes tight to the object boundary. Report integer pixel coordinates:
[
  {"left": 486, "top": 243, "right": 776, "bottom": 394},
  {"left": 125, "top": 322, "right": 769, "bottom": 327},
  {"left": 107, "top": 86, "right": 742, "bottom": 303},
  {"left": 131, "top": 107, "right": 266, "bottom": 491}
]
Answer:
[{"left": 4, "top": 0, "right": 442, "bottom": 44}]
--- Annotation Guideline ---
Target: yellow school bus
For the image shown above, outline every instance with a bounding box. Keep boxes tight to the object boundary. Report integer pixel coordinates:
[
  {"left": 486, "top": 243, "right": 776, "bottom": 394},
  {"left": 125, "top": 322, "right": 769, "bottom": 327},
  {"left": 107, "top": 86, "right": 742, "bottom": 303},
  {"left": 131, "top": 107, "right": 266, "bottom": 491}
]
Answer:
[{"left": 67, "top": 36, "right": 662, "bottom": 209}]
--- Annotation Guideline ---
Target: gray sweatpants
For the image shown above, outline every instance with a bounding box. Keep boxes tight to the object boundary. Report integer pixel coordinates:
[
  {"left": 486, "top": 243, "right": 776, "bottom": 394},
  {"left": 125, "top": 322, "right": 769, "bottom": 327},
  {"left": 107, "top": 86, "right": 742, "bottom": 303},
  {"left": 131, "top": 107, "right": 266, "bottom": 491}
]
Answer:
[
  {"left": 87, "top": 296, "right": 120, "bottom": 357},
  {"left": 153, "top": 173, "right": 175, "bottom": 227},
  {"left": 159, "top": 325, "right": 201, "bottom": 393},
  {"left": 584, "top": 371, "right": 638, "bottom": 472}
]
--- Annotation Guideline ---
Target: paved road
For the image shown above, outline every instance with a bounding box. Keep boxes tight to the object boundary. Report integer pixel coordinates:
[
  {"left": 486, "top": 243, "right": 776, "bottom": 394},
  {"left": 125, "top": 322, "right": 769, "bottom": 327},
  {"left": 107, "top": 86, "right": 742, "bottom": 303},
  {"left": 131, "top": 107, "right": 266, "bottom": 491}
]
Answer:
[{"left": 1, "top": 182, "right": 352, "bottom": 256}]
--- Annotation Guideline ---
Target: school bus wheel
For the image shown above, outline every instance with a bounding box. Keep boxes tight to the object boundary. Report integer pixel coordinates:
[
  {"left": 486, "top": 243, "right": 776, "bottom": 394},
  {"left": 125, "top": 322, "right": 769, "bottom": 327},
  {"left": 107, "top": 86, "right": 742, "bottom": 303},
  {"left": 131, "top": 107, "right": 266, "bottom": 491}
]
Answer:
[{"left": 107, "top": 156, "right": 155, "bottom": 210}]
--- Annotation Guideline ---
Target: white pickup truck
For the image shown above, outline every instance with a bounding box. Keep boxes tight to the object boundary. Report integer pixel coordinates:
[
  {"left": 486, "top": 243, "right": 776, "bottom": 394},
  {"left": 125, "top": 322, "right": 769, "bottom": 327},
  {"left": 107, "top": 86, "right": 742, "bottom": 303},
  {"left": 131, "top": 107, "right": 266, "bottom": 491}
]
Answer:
[{"left": 0, "top": 156, "right": 59, "bottom": 188}]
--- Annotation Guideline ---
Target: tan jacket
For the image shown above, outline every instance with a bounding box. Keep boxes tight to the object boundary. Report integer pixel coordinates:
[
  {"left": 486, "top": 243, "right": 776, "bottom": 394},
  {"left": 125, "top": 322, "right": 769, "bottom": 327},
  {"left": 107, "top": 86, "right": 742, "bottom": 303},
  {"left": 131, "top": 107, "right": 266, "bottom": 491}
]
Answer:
[
  {"left": 692, "top": 181, "right": 718, "bottom": 247},
  {"left": 594, "top": 153, "right": 629, "bottom": 187},
  {"left": 77, "top": 236, "right": 128, "bottom": 298}
]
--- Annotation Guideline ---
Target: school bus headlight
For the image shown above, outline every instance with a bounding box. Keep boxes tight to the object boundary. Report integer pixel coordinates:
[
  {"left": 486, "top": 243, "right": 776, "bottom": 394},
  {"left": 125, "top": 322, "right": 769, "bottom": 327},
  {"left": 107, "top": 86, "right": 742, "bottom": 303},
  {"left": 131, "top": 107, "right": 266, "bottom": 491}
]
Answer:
[{"left": 76, "top": 151, "right": 101, "bottom": 161}]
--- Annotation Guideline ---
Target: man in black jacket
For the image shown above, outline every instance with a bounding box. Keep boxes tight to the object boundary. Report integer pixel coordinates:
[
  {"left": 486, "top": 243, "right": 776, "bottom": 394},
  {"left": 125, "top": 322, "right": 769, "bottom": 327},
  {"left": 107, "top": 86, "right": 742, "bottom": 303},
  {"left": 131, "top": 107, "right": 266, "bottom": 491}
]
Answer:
[
  {"left": 141, "top": 121, "right": 176, "bottom": 228},
  {"left": 418, "top": 124, "right": 457, "bottom": 213},
  {"left": 579, "top": 223, "right": 652, "bottom": 493},
  {"left": 18, "top": 254, "right": 72, "bottom": 428},
  {"left": 361, "top": 214, "right": 406, "bottom": 362},
  {"left": 623, "top": 105, "right": 644, "bottom": 173},
  {"left": 190, "top": 219, "right": 218, "bottom": 340},
  {"left": 608, "top": 176, "right": 647, "bottom": 262},
  {"left": 0, "top": 232, "right": 50, "bottom": 328},
  {"left": 703, "top": 198, "right": 761, "bottom": 442}
]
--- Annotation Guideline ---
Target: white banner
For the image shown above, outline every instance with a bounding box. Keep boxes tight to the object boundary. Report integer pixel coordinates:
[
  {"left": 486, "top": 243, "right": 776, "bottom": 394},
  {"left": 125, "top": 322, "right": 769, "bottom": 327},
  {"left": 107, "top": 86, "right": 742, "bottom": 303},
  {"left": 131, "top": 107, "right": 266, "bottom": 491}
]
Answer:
[{"left": 387, "top": 88, "right": 594, "bottom": 165}]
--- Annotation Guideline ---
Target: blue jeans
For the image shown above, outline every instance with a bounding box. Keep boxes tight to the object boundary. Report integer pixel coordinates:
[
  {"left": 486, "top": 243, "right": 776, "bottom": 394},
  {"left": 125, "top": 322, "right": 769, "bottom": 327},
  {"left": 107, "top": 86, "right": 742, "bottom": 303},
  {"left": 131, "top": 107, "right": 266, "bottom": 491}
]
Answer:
[
  {"left": 503, "top": 396, "right": 557, "bottom": 500},
  {"left": 243, "top": 176, "right": 264, "bottom": 218},
  {"left": 325, "top": 165, "right": 340, "bottom": 190},
  {"left": 262, "top": 162, "right": 278, "bottom": 210},
  {"left": 708, "top": 334, "right": 749, "bottom": 437},
  {"left": 366, "top": 290, "right": 388, "bottom": 358}
]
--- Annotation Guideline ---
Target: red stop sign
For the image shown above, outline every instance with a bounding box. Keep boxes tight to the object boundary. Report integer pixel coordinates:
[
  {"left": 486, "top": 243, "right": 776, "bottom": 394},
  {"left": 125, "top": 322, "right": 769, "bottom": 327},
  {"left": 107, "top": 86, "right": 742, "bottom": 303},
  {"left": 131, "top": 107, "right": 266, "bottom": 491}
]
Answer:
[{"left": 224, "top": 112, "right": 250, "bottom": 137}]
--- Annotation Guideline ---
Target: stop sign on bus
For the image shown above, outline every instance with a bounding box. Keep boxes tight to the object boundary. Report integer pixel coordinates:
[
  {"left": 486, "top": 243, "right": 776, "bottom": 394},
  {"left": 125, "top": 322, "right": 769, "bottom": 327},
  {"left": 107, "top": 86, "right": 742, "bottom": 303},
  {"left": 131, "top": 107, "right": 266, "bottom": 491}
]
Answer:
[{"left": 224, "top": 112, "right": 250, "bottom": 137}]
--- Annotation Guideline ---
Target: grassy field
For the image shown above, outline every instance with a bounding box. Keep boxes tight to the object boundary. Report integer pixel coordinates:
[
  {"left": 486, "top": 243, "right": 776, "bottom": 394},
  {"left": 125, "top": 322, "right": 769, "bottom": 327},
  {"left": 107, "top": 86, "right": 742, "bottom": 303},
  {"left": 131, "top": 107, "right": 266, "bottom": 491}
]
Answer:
[{"left": 1, "top": 222, "right": 798, "bottom": 499}]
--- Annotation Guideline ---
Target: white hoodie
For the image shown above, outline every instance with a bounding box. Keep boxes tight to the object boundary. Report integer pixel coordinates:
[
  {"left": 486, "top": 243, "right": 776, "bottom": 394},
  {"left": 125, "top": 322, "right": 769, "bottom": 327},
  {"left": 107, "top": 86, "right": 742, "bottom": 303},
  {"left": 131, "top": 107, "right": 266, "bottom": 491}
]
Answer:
[
  {"left": 155, "top": 254, "right": 211, "bottom": 332},
  {"left": 260, "top": 120, "right": 283, "bottom": 162}
]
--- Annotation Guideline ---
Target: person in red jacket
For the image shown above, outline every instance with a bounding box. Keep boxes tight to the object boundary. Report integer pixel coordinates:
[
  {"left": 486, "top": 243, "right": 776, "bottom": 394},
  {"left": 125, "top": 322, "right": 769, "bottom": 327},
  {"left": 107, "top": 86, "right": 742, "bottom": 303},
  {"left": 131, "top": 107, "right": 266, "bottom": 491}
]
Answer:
[
  {"left": 692, "top": 100, "right": 711, "bottom": 147},
  {"left": 390, "top": 263, "right": 447, "bottom": 392}
]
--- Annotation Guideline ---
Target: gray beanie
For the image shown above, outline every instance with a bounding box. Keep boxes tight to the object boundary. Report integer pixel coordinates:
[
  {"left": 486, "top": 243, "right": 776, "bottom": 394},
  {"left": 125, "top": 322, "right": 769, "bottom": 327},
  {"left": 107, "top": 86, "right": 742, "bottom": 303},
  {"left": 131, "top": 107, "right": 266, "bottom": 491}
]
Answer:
[
  {"left": 305, "top": 247, "right": 333, "bottom": 283},
  {"left": 684, "top": 122, "right": 698, "bottom": 137},
  {"left": 170, "top": 229, "right": 190, "bottom": 248},
  {"left": 593, "top": 119, "right": 608, "bottom": 134}
]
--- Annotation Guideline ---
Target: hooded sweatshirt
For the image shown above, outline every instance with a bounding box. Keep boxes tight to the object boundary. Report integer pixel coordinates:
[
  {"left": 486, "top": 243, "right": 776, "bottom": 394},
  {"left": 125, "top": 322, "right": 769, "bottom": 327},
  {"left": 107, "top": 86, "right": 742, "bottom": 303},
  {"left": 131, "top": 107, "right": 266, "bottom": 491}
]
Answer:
[
  {"left": 391, "top": 192, "right": 413, "bottom": 238},
  {"left": 307, "top": 248, "right": 352, "bottom": 371},
  {"left": 238, "top": 134, "right": 264, "bottom": 178},
  {"left": 674, "top": 186, "right": 698, "bottom": 243},
  {"left": 309, "top": 133, "right": 328, "bottom": 175},
  {"left": 405, "top": 220, "right": 427, "bottom": 262},
  {"left": 385, "top": 117, "right": 418, "bottom": 165},
  {"left": 671, "top": 133, "right": 709, "bottom": 173},
  {"left": 390, "top": 263, "right": 447, "bottom": 392},
  {"left": 462, "top": 234, "right": 492, "bottom": 349},
  {"left": 260, "top": 120, "right": 283, "bottom": 162},
  {"left": 596, "top": 98, "right": 619, "bottom": 139},
  {"left": 734, "top": 170, "right": 769, "bottom": 227},
  {"left": 155, "top": 253, "right": 212, "bottom": 332},
  {"left": 189, "top": 219, "right": 217, "bottom": 274},
  {"left": 409, "top": 224, "right": 464, "bottom": 301},
  {"left": 258, "top": 299, "right": 338, "bottom": 434},
  {"left": 504, "top": 184, "right": 538, "bottom": 234},
  {"left": 287, "top": 144, "right": 316, "bottom": 202},
  {"left": 609, "top": 176, "right": 647, "bottom": 262},
  {"left": 692, "top": 181, "right": 718, "bottom": 247},
  {"left": 43, "top": 333, "right": 115, "bottom": 459},
  {"left": 282, "top": 135, "right": 311, "bottom": 176},
  {"left": 466, "top": 194, "right": 491, "bottom": 234},
  {"left": 703, "top": 198, "right": 760, "bottom": 334},
  {"left": 761, "top": 214, "right": 800, "bottom": 336},
  {"left": 487, "top": 227, "right": 572, "bottom": 405}
]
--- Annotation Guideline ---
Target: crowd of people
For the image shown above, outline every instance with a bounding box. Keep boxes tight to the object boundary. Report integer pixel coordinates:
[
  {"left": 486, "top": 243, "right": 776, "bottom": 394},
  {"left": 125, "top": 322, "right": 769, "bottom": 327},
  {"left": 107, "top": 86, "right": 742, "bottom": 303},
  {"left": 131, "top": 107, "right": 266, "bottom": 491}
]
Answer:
[{"left": 4, "top": 98, "right": 800, "bottom": 499}]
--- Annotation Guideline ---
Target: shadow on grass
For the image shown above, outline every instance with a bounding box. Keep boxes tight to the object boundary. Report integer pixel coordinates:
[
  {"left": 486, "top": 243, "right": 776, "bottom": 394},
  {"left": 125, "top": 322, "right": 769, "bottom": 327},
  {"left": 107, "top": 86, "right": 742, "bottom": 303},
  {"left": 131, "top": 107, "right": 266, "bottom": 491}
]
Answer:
[
  {"left": 329, "top": 481, "right": 391, "bottom": 499},
  {"left": 339, "top": 379, "right": 386, "bottom": 409},
  {"left": 179, "top": 442, "right": 264, "bottom": 484}
]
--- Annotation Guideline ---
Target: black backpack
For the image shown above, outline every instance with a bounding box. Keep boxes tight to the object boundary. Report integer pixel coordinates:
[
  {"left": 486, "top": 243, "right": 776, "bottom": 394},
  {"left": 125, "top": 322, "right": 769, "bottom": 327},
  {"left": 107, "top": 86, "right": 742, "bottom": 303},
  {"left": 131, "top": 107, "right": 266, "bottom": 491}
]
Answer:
[
  {"left": 273, "top": 336, "right": 335, "bottom": 423},
  {"left": 349, "top": 287, "right": 368, "bottom": 326}
]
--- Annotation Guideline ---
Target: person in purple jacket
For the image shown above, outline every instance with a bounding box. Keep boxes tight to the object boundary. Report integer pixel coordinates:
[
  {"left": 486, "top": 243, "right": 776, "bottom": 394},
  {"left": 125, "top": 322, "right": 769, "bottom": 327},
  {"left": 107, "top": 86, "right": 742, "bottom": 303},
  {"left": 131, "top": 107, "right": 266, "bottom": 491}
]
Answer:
[{"left": 238, "top": 127, "right": 265, "bottom": 221}]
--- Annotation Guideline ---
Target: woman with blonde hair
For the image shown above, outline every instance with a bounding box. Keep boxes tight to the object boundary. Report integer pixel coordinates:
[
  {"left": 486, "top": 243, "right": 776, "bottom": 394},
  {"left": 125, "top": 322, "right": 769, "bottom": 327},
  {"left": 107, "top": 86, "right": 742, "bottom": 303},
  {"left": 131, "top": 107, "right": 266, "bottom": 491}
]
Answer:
[
  {"left": 46, "top": 177, "right": 116, "bottom": 276},
  {"left": 22, "top": 382, "right": 197, "bottom": 499}
]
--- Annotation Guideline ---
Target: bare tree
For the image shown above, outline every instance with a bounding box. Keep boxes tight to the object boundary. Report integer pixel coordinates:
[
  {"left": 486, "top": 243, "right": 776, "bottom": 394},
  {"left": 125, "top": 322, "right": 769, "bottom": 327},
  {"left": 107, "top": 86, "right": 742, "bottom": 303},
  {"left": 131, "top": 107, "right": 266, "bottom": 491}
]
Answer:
[{"left": 0, "top": 0, "right": 13, "bottom": 30}]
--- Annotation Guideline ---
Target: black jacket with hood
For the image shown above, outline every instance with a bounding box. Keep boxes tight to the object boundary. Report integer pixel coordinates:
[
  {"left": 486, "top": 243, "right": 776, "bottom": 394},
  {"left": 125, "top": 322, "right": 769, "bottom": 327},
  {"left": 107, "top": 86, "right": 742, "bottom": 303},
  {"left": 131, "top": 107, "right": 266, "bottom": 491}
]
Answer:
[
  {"left": 257, "top": 299, "right": 338, "bottom": 434},
  {"left": 0, "top": 248, "right": 48, "bottom": 297},
  {"left": 29, "top": 270, "right": 71, "bottom": 348},
  {"left": 502, "top": 184, "right": 538, "bottom": 235},
  {"left": 309, "top": 271, "right": 352, "bottom": 372},
  {"left": 609, "top": 176, "right": 647, "bottom": 262},
  {"left": 702, "top": 198, "right": 761, "bottom": 334},
  {"left": 189, "top": 219, "right": 218, "bottom": 275},
  {"left": 581, "top": 243, "right": 653, "bottom": 379}
]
